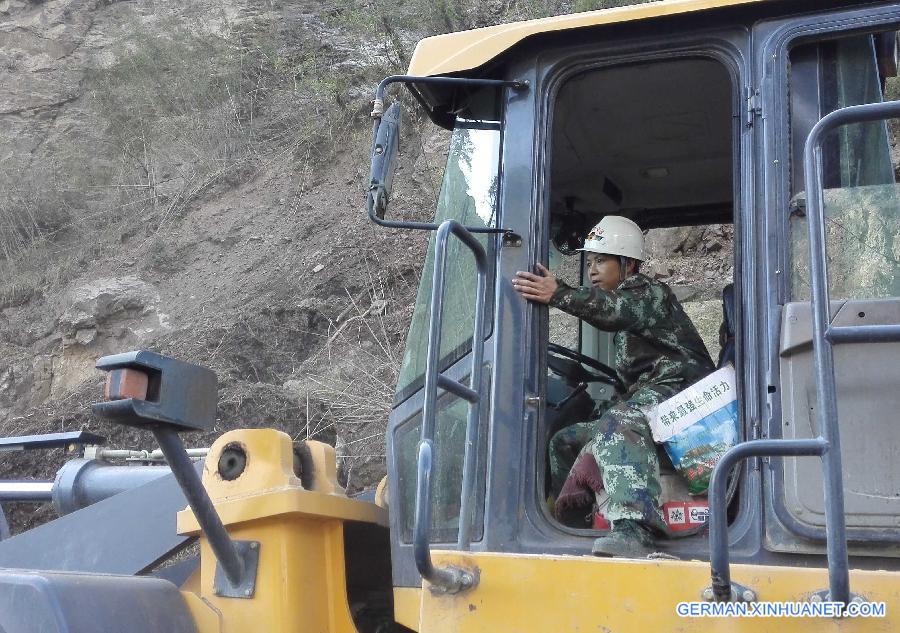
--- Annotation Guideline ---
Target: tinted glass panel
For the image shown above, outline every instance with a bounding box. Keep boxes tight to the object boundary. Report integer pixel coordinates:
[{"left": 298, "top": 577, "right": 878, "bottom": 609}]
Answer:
[
  {"left": 394, "top": 378, "right": 488, "bottom": 544},
  {"left": 789, "top": 35, "right": 900, "bottom": 300},
  {"left": 395, "top": 122, "right": 500, "bottom": 398}
]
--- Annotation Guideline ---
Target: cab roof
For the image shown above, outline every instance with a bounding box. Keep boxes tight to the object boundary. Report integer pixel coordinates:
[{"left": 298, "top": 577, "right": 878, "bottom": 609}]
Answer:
[{"left": 407, "top": 0, "right": 768, "bottom": 77}]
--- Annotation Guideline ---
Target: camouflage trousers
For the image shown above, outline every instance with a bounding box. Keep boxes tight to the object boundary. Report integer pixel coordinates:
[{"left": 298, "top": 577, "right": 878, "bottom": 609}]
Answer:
[{"left": 548, "top": 385, "right": 678, "bottom": 532}]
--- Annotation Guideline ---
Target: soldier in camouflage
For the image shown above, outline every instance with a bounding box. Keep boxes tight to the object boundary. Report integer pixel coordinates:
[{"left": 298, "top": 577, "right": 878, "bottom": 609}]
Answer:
[{"left": 513, "top": 216, "right": 714, "bottom": 557}]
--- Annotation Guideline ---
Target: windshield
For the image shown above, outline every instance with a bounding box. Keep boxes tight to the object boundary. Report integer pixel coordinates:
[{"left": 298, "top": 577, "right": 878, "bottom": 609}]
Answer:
[{"left": 395, "top": 119, "right": 501, "bottom": 400}]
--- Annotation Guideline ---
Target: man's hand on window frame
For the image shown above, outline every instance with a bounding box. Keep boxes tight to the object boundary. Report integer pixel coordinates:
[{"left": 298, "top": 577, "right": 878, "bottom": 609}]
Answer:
[{"left": 512, "top": 263, "right": 559, "bottom": 304}]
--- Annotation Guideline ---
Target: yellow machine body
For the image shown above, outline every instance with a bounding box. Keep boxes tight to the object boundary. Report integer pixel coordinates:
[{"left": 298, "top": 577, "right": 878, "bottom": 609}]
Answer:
[
  {"left": 169, "top": 430, "right": 900, "bottom": 632},
  {"left": 407, "top": 0, "right": 768, "bottom": 76},
  {"left": 395, "top": 554, "right": 900, "bottom": 632},
  {"left": 164, "top": 2, "right": 900, "bottom": 632},
  {"left": 175, "top": 429, "right": 387, "bottom": 633},
  {"left": 389, "top": 2, "right": 900, "bottom": 631}
]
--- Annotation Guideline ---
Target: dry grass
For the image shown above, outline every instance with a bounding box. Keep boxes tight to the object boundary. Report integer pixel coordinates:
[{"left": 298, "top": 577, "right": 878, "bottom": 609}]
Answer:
[
  {"left": 297, "top": 255, "right": 416, "bottom": 490},
  {"left": 0, "top": 18, "right": 361, "bottom": 305}
]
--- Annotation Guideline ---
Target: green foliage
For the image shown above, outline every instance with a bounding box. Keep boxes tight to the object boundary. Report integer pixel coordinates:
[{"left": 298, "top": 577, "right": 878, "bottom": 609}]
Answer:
[
  {"left": 86, "top": 30, "right": 234, "bottom": 126},
  {"left": 328, "top": 0, "right": 568, "bottom": 72},
  {"left": 84, "top": 23, "right": 360, "bottom": 184},
  {"left": 885, "top": 76, "right": 900, "bottom": 102}
]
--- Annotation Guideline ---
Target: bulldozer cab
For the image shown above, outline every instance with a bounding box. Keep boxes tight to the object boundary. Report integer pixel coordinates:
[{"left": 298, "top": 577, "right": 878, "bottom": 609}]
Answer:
[
  {"left": 5, "top": 2, "right": 900, "bottom": 633},
  {"left": 377, "top": 0, "right": 900, "bottom": 607}
]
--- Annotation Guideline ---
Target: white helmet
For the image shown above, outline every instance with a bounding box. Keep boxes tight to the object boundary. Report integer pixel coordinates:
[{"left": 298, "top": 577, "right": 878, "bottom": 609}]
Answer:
[{"left": 578, "top": 216, "right": 644, "bottom": 261}]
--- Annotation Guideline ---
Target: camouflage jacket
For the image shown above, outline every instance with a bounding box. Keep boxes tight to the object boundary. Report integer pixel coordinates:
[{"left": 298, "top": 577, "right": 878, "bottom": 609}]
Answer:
[{"left": 549, "top": 273, "right": 714, "bottom": 394}]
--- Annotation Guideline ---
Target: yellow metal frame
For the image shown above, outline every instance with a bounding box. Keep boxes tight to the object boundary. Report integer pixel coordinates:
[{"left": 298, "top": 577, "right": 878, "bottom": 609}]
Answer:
[
  {"left": 394, "top": 550, "right": 900, "bottom": 632},
  {"left": 175, "top": 429, "right": 387, "bottom": 633},
  {"left": 394, "top": 586, "right": 423, "bottom": 630},
  {"left": 170, "top": 427, "right": 900, "bottom": 633},
  {"left": 408, "top": 0, "right": 769, "bottom": 77}
]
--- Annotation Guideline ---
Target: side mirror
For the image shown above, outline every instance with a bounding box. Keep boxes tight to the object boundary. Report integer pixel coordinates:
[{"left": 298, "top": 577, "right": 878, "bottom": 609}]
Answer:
[{"left": 368, "top": 102, "right": 402, "bottom": 220}]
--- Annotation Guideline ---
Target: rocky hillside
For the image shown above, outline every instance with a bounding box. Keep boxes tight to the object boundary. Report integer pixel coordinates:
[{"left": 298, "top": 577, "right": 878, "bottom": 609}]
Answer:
[
  {"left": 1, "top": 0, "right": 716, "bottom": 534},
  {"left": 0, "top": 0, "right": 425, "bottom": 532}
]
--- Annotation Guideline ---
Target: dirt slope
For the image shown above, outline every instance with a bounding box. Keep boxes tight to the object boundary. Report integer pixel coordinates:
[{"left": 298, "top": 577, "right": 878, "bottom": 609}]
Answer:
[
  {"left": 0, "top": 0, "right": 721, "bottom": 535},
  {"left": 0, "top": 0, "right": 444, "bottom": 533}
]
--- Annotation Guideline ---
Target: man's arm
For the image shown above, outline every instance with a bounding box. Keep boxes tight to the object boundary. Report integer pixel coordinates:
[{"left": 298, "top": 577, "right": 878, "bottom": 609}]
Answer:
[
  {"left": 513, "top": 266, "right": 661, "bottom": 331},
  {"left": 550, "top": 283, "right": 661, "bottom": 331}
]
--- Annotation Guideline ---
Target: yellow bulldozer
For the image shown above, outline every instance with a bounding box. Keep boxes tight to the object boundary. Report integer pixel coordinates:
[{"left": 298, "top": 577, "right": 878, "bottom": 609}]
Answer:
[{"left": 1, "top": 0, "right": 900, "bottom": 630}]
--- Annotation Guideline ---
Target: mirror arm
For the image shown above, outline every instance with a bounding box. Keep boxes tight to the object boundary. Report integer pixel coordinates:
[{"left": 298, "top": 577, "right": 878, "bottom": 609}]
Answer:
[
  {"left": 367, "top": 75, "right": 527, "bottom": 235},
  {"left": 371, "top": 84, "right": 452, "bottom": 141},
  {"left": 370, "top": 75, "right": 528, "bottom": 139},
  {"left": 366, "top": 194, "right": 510, "bottom": 234}
]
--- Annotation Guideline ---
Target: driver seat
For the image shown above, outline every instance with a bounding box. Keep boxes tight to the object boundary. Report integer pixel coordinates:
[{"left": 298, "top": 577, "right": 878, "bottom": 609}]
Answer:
[
  {"left": 657, "top": 283, "right": 735, "bottom": 477},
  {"left": 718, "top": 283, "right": 735, "bottom": 368}
]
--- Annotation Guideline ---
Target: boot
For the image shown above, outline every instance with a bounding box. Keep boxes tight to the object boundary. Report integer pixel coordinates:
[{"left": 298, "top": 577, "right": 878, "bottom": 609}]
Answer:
[{"left": 591, "top": 519, "right": 657, "bottom": 558}]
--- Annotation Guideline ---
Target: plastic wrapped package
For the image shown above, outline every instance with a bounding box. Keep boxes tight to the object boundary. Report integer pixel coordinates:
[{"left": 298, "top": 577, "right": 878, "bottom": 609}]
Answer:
[{"left": 650, "top": 366, "right": 739, "bottom": 495}]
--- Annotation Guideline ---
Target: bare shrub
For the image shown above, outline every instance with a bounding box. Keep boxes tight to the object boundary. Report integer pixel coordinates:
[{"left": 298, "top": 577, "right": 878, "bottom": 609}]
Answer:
[
  {"left": 298, "top": 254, "right": 417, "bottom": 491},
  {"left": 328, "top": 0, "right": 661, "bottom": 66}
]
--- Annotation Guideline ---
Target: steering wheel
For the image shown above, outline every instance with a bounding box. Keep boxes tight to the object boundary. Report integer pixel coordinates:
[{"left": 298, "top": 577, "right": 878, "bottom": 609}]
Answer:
[{"left": 547, "top": 343, "right": 625, "bottom": 394}]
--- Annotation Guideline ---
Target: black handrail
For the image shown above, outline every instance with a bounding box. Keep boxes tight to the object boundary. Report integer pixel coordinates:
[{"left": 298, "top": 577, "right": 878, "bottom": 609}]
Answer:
[
  {"left": 708, "top": 439, "right": 827, "bottom": 601},
  {"left": 370, "top": 74, "right": 527, "bottom": 138},
  {"left": 413, "top": 219, "right": 488, "bottom": 592},
  {"left": 414, "top": 441, "right": 474, "bottom": 591},
  {"left": 707, "top": 100, "right": 900, "bottom": 605},
  {"left": 803, "top": 100, "right": 900, "bottom": 604}
]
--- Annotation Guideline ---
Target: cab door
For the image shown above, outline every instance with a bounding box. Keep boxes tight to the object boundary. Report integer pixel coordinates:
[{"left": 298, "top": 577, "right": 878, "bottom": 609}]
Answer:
[{"left": 755, "top": 3, "right": 900, "bottom": 555}]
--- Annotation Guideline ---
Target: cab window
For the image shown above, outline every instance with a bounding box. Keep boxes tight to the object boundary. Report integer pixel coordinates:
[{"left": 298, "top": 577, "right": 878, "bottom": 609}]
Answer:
[
  {"left": 788, "top": 33, "right": 900, "bottom": 300},
  {"left": 544, "top": 55, "right": 737, "bottom": 528}
]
